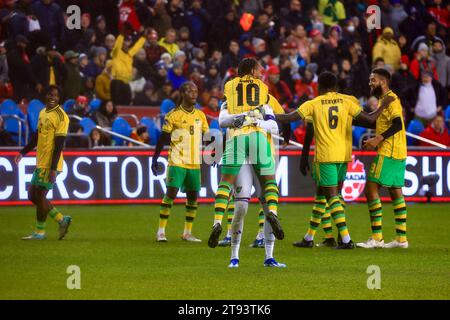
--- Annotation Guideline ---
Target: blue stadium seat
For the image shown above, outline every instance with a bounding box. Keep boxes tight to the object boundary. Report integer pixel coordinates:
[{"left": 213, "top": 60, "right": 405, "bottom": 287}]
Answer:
[
  {"left": 89, "top": 99, "right": 102, "bottom": 113},
  {"left": 140, "top": 116, "right": 160, "bottom": 145},
  {"left": 63, "top": 99, "right": 75, "bottom": 113},
  {"left": 160, "top": 99, "right": 176, "bottom": 124},
  {"left": 209, "top": 119, "right": 220, "bottom": 130},
  {"left": 0, "top": 99, "right": 26, "bottom": 144},
  {"left": 111, "top": 117, "right": 132, "bottom": 146},
  {"left": 290, "top": 120, "right": 301, "bottom": 132},
  {"left": 406, "top": 119, "right": 425, "bottom": 145},
  {"left": 445, "top": 105, "right": 450, "bottom": 129},
  {"left": 27, "top": 99, "right": 45, "bottom": 133},
  {"left": 352, "top": 126, "right": 367, "bottom": 147},
  {"left": 79, "top": 117, "right": 97, "bottom": 135}
]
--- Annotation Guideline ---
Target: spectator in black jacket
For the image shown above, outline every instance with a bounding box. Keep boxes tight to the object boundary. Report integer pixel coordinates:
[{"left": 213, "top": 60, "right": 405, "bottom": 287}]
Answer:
[
  {"left": 166, "top": 0, "right": 188, "bottom": 30},
  {"left": 6, "top": 35, "right": 38, "bottom": 102},
  {"left": 220, "top": 40, "right": 240, "bottom": 77},
  {"left": 31, "top": 0, "right": 65, "bottom": 48},
  {"left": 209, "top": 7, "right": 242, "bottom": 52},
  {"left": 391, "top": 55, "right": 417, "bottom": 121}
]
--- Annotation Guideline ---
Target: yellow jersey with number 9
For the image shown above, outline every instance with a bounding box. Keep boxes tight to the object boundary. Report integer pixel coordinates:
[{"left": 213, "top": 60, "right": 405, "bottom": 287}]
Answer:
[
  {"left": 223, "top": 75, "right": 269, "bottom": 137},
  {"left": 296, "top": 92, "right": 361, "bottom": 163}
]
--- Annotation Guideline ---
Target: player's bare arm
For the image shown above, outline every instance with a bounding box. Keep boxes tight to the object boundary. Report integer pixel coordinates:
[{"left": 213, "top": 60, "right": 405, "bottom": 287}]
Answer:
[
  {"left": 275, "top": 110, "right": 301, "bottom": 123},
  {"left": 300, "top": 122, "right": 314, "bottom": 176},
  {"left": 151, "top": 131, "right": 171, "bottom": 175}
]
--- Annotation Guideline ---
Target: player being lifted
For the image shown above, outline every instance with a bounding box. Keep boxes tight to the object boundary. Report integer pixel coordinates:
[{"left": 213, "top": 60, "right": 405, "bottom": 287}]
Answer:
[
  {"left": 152, "top": 82, "right": 209, "bottom": 242},
  {"left": 208, "top": 58, "right": 285, "bottom": 268},
  {"left": 357, "top": 68, "right": 409, "bottom": 249},
  {"left": 15, "top": 85, "right": 72, "bottom": 240},
  {"left": 218, "top": 94, "right": 289, "bottom": 249},
  {"left": 276, "top": 72, "right": 394, "bottom": 249}
]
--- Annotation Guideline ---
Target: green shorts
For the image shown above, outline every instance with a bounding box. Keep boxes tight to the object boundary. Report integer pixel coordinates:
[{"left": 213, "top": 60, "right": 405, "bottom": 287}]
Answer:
[
  {"left": 221, "top": 131, "right": 275, "bottom": 176},
  {"left": 166, "top": 165, "right": 201, "bottom": 192},
  {"left": 31, "top": 168, "right": 56, "bottom": 190},
  {"left": 312, "top": 162, "right": 348, "bottom": 187},
  {"left": 367, "top": 155, "right": 406, "bottom": 188}
]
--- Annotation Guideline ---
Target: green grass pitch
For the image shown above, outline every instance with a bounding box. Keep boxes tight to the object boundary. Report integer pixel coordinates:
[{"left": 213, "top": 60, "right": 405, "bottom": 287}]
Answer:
[{"left": 0, "top": 203, "right": 449, "bottom": 300}]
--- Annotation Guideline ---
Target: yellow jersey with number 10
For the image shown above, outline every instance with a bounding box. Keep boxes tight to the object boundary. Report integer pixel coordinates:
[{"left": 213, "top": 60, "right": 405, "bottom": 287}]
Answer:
[
  {"left": 296, "top": 92, "right": 361, "bottom": 163},
  {"left": 223, "top": 75, "right": 269, "bottom": 138}
]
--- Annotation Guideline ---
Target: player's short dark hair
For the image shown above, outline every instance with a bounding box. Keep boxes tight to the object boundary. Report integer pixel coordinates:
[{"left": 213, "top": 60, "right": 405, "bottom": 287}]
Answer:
[
  {"left": 317, "top": 72, "right": 337, "bottom": 91},
  {"left": 46, "top": 85, "right": 62, "bottom": 97},
  {"left": 372, "top": 68, "right": 391, "bottom": 82},
  {"left": 238, "top": 58, "right": 258, "bottom": 77}
]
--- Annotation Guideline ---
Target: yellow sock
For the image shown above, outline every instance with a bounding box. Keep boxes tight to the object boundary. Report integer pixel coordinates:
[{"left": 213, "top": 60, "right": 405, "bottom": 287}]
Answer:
[{"left": 48, "top": 208, "right": 63, "bottom": 223}]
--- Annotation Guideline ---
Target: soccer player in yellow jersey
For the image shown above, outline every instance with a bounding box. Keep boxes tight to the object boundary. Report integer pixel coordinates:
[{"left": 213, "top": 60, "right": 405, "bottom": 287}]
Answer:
[
  {"left": 217, "top": 94, "right": 288, "bottom": 249},
  {"left": 15, "top": 85, "right": 72, "bottom": 240},
  {"left": 208, "top": 58, "right": 285, "bottom": 268},
  {"left": 357, "top": 68, "right": 409, "bottom": 249},
  {"left": 277, "top": 72, "right": 393, "bottom": 249},
  {"left": 151, "top": 82, "right": 209, "bottom": 242}
]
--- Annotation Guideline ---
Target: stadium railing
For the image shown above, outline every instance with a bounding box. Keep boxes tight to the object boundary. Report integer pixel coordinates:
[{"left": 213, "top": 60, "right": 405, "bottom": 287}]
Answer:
[{"left": 2, "top": 114, "right": 28, "bottom": 146}]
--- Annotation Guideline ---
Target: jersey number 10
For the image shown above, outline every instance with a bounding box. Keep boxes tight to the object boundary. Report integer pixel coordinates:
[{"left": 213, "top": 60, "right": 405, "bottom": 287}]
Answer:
[{"left": 236, "top": 83, "right": 260, "bottom": 107}]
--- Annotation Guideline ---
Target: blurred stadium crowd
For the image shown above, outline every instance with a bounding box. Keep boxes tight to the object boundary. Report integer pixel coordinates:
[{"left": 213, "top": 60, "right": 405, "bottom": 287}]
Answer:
[{"left": 0, "top": 0, "right": 449, "bottom": 148}]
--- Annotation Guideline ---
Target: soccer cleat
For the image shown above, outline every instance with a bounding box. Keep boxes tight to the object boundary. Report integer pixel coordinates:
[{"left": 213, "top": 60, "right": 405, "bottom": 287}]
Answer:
[
  {"left": 265, "top": 211, "right": 284, "bottom": 240},
  {"left": 228, "top": 259, "right": 239, "bottom": 268},
  {"left": 218, "top": 236, "right": 231, "bottom": 247},
  {"left": 264, "top": 258, "right": 286, "bottom": 268},
  {"left": 293, "top": 238, "right": 313, "bottom": 248},
  {"left": 58, "top": 216, "right": 72, "bottom": 240},
  {"left": 384, "top": 240, "right": 408, "bottom": 249},
  {"left": 182, "top": 234, "right": 202, "bottom": 242},
  {"left": 356, "top": 238, "right": 385, "bottom": 249},
  {"left": 335, "top": 240, "right": 355, "bottom": 249},
  {"left": 208, "top": 223, "right": 222, "bottom": 248},
  {"left": 316, "top": 238, "right": 337, "bottom": 247},
  {"left": 156, "top": 233, "right": 168, "bottom": 242},
  {"left": 22, "top": 232, "right": 47, "bottom": 240},
  {"left": 249, "top": 238, "right": 265, "bottom": 248}
]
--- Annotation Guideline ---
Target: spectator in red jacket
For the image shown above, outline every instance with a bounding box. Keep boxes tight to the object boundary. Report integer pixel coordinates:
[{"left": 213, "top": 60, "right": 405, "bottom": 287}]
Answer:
[
  {"left": 409, "top": 43, "right": 438, "bottom": 80},
  {"left": 202, "top": 95, "right": 220, "bottom": 124},
  {"left": 419, "top": 115, "right": 450, "bottom": 147},
  {"left": 266, "top": 64, "right": 293, "bottom": 109}
]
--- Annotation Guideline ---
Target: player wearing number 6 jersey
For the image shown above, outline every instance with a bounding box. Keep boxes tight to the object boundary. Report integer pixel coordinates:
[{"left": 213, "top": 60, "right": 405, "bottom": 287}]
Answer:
[{"left": 276, "top": 72, "right": 394, "bottom": 249}]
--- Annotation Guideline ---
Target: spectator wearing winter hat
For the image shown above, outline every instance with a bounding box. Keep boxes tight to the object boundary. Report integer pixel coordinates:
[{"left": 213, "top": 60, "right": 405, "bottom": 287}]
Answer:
[
  {"left": 411, "top": 21, "right": 444, "bottom": 54},
  {"left": 104, "top": 34, "right": 116, "bottom": 55},
  {"left": 204, "top": 61, "right": 221, "bottom": 91},
  {"left": 94, "top": 15, "right": 110, "bottom": 47},
  {"left": 372, "top": 27, "right": 402, "bottom": 71},
  {"left": 134, "top": 80, "right": 161, "bottom": 106},
  {"left": 407, "top": 70, "right": 447, "bottom": 124},
  {"left": 419, "top": 116, "right": 450, "bottom": 147},
  {"left": 168, "top": 61, "right": 187, "bottom": 90},
  {"left": 62, "top": 50, "right": 82, "bottom": 100},
  {"left": 409, "top": 42, "right": 438, "bottom": 80},
  {"left": 133, "top": 48, "right": 153, "bottom": 80},
  {"left": 95, "top": 60, "right": 113, "bottom": 101},
  {"left": 160, "top": 52, "right": 173, "bottom": 69},
  {"left": 151, "top": 60, "right": 169, "bottom": 88},
  {"left": 176, "top": 27, "right": 195, "bottom": 60},
  {"left": 173, "top": 50, "right": 188, "bottom": 74},
  {"left": 84, "top": 46, "right": 107, "bottom": 79},
  {"left": 110, "top": 29, "right": 146, "bottom": 106},
  {"left": 266, "top": 64, "right": 293, "bottom": 109},
  {"left": 432, "top": 39, "right": 450, "bottom": 90},
  {"left": 78, "top": 53, "right": 89, "bottom": 77},
  {"left": 68, "top": 95, "right": 91, "bottom": 132},
  {"left": 144, "top": 28, "right": 167, "bottom": 66},
  {"left": 188, "top": 47, "right": 206, "bottom": 74},
  {"left": 158, "top": 28, "right": 180, "bottom": 58}
]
